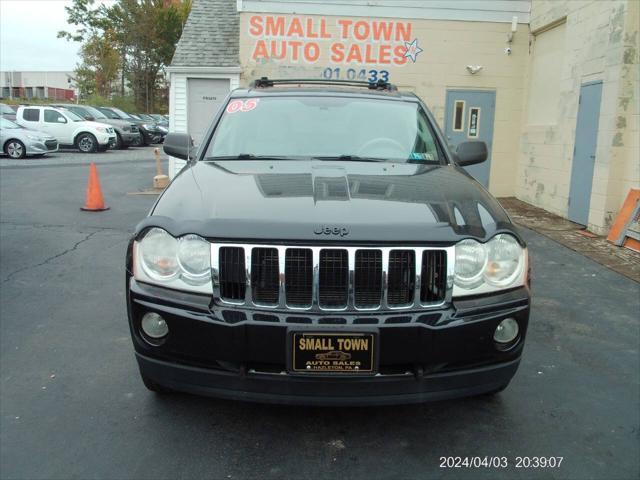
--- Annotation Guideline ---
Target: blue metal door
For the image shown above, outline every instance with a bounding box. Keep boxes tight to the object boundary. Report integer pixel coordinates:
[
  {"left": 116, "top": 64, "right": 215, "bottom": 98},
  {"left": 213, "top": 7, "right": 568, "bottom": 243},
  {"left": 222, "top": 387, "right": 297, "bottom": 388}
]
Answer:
[
  {"left": 444, "top": 89, "right": 496, "bottom": 187},
  {"left": 568, "top": 82, "right": 603, "bottom": 225}
]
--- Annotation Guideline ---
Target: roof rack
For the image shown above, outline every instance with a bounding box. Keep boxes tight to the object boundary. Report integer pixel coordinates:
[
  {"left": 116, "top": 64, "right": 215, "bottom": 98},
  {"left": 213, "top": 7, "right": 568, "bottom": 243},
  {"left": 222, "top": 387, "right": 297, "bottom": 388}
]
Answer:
[{"left": 250, "top": 77, "right": 398, "bottom": 92}]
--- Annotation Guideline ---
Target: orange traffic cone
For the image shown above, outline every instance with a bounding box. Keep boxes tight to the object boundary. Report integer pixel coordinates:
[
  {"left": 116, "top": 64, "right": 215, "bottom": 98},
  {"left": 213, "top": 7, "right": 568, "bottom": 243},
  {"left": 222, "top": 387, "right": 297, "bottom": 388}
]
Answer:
[{"left": 81, "top": 162, "right": 109, "bottom": 211}]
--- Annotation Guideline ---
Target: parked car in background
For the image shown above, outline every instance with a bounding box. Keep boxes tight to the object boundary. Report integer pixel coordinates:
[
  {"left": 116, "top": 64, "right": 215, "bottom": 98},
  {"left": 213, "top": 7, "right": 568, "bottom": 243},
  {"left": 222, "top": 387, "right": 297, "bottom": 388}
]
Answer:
[
  {"left": 137, "top": 113, "right": 168, "bottom": 141},
  {"left": 52, "top": 104, "right": 141, "bottom": 150},
  {"left": 1, "top": 103, "right": 17, "bottom": 121},
  {"left": 1, "top": 117, "right": 58, "bottom": 158},
  {"left": 16, "top": 106, "right": 115, "bottom": 153},
  {"left": 149, "top": 114, "right": 168, "bottom": 127},
  {"left": 95, "top": 107, "right": 162, "bottom": 146}
]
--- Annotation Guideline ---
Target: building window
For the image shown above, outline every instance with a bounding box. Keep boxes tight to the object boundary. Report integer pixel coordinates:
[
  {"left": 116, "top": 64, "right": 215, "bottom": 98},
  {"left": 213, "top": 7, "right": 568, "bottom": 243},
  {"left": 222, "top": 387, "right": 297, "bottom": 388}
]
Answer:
[
  {"left": 22, "top": 108, "right": 40, "bottom": 122},
  {"left": 468, "top": 107, "right": 480, "bottom": 138},
  {"left": 453, "top": 100, "right": 465, "bottom": 131}
]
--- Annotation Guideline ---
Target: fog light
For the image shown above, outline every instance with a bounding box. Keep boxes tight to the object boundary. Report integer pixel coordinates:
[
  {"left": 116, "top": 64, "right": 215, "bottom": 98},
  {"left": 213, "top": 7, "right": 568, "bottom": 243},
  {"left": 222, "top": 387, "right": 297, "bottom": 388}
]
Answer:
[
  {"left": 494, "top": 318, "right": 519, "bottom": 344},
  {"left": 141, "top": 312, "right": 168, "bottom": 339}
]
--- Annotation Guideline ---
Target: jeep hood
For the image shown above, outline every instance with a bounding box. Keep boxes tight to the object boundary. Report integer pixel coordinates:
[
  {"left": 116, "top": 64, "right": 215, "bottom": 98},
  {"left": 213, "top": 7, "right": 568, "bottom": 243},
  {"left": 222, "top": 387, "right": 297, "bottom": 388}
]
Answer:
[{"left": 142, "top": 160, "right": 519, "bottom": 243}]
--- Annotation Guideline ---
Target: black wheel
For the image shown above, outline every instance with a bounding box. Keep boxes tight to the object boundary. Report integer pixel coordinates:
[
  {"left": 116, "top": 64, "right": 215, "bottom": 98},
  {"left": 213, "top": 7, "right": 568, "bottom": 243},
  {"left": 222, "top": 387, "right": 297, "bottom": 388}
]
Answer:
[
  {"left": 141, "top": 374, "right": 173, "bottom": 394},
  {"left": 4, "top": 139, "right": 26, "bottom": 159},
  {"left": 76, "top": 133, "right": 98, "bottom": 153},
  {"left": 114, "top": 132, "right": 123, "bottom": 149},
  {"left": 131, "top": 134, "right": 144, "bottom": 147}
]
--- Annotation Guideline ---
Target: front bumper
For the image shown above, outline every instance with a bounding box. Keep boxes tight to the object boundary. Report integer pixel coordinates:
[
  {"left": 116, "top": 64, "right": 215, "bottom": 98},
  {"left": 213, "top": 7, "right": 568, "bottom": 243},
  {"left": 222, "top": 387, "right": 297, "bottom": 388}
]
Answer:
[
  {"left": 127, "top": 277, "right": 530, "bottom": 405},
  {"left": 140, "top": 129, "right": 162, "bottom": 144},
  {"left": 137, "top": 352, "right": 520, "bottom": 406},
  {"left": 121, "top": 132, "right": 140, "bottom": 146},
  {"left": 25, "top": 139, "right": 58, "bottom": 155},
  {"left": 97, "top": 133, "right": 112, "bottom": 145}
]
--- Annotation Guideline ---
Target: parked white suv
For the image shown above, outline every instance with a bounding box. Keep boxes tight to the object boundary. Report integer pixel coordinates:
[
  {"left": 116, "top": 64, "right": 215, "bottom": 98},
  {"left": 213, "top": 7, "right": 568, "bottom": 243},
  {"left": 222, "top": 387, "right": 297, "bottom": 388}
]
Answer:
[{"left": 16, "top": 106, "right": 116, "bottom": 153}]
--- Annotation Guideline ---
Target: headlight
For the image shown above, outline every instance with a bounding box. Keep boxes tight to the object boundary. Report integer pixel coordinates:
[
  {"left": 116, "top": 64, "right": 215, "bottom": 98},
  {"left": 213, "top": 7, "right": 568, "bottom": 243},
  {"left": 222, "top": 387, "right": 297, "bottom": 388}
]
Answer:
[
  {"left": 454, "top": 239, "right": 487, "bottom": 289},
  {"left": 96, "top": 126, "right": 106, "bottom": 133},
  {"left": 484, "top": 234, "right": 523, "bottom": 287},
  {"left": 177, "top": 234, "right": 211, "bottom": 284},
  {"left": 139, "top": 228, "right": 179, "bottom": 280},
  {"left": 454, "top": 234, "right": 526, "bottom": 297},
  {"left": 26, "top": 134, "right": 42, "bottom": 141},
  {"left": 134, "top": 228, "right": 211, "bottom": 293},
  {"left": 122, "top": 125, "right": 130, "bottom": 132},
  {"left": 141, "top": 123, "right": 153, "bottom": 130}
]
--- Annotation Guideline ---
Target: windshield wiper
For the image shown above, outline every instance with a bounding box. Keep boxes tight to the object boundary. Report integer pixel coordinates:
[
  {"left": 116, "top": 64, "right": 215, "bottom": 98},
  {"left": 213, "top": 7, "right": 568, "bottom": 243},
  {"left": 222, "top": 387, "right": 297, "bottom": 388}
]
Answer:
[
  {"left": 313, "top": 155, "right": 385, "bottom": 162},
  {"left": 203, "top": 154, "right": 300, "bottom": 161}
]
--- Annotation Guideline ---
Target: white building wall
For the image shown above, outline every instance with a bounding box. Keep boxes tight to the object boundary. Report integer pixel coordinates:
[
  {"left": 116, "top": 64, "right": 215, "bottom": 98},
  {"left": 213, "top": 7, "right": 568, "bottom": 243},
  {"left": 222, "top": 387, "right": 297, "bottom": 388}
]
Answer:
[
  {"left": 0, "top": 71, "right": 73, "bottom": 89},
  {"left": 167, "top": 69, "right": 241, "bottom": 177}
]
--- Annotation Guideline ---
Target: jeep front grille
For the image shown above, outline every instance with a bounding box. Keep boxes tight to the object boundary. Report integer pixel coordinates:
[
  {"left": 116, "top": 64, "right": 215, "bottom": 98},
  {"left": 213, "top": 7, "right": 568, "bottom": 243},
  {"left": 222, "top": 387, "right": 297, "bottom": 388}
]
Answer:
[{"left": 212, "top": 244, "right": 453, "bottom": 312}]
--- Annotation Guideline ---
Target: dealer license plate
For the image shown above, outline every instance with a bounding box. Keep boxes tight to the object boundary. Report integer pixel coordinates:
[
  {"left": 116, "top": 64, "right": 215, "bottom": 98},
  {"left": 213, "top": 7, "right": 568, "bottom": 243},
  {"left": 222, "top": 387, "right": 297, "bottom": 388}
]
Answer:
[{"left": 291, "top": 332, "right": 376, "bottom": 373}]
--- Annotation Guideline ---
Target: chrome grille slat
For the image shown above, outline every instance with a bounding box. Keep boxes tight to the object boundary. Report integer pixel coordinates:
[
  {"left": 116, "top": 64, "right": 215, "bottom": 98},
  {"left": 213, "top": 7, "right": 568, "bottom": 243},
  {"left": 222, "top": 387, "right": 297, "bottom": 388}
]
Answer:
[
  {"left": 387, "top": 250, "right": 415, "bottom": 306},
  {"left": 354, "top": 249, "right": 382, "bottom": 309},
  {"left": 219, "top": 246, "right": 245, "bottom": 302},
  {"left": 212, "top": 243, "right": 451, "bottom": 314},
  {"left": 318, "top": 249, "right": 348, "bottom": 309},
  {"left": 251, "top": 247, "right": 279, "bottom": 305},
  {"left": 285, "top": 248, "right": 313, "bottom": 307}
]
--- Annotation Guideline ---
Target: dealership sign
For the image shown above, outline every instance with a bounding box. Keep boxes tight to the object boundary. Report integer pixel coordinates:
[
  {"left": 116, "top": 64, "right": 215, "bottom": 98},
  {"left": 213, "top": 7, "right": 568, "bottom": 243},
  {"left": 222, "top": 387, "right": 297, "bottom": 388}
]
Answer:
[{"left": 248, "top": 15, "right": 423, "bottom": 66}]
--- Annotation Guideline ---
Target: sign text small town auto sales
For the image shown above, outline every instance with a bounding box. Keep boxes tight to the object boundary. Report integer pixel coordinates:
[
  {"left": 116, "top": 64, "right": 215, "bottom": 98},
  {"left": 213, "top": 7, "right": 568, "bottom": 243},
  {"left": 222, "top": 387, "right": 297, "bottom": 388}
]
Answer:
[{"left": 248, "top": 15, "right": 422, "bottom": 65}]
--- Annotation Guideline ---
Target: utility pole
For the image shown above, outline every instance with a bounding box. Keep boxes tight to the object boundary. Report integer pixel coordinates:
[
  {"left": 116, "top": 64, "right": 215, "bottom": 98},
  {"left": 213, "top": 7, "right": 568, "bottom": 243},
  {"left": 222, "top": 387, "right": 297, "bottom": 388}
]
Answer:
[{"left": 121, "top": 49, "right": 125, "bottom": 97}]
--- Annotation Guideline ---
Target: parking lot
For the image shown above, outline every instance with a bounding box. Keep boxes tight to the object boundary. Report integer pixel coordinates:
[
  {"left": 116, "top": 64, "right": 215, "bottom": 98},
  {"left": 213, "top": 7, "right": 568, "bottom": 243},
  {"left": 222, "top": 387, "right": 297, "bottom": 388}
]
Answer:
[{"left": 0, "top": 149, "right": 639, "bottom": 480}]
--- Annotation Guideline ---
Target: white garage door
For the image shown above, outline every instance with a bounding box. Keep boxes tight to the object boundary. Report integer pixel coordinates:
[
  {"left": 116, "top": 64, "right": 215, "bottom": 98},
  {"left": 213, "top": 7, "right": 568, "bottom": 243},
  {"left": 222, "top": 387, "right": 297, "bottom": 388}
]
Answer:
[{"left": 187, "top": 78, "right": 230, "bottom": 146}]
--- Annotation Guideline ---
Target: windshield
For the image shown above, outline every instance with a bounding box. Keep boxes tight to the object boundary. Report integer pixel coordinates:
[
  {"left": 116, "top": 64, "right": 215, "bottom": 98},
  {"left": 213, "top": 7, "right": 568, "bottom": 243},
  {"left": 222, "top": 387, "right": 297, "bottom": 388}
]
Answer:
[
  {"left": 64, "top": 106, "right": 91, "bottom": 119},
  {"left": 1, "top": 104, "right": 15, "bottom": 115},
  {"left": 59, "top": 109, "right": 84, "bottom": 122},
  {"left": 112, "top": 107, "right": 132, "bottom": 119},
  {"left": 97, "top": 108, "right": 120, "bottom": 119},
  {"left": 206, "top": 96, "right": 443, "bottom": 163},
  {"left": 83, "top": 106, "right": 107, "bottom": 119},
  {"left": 0, "top": 118, "right": 20, "bottom": 129}
]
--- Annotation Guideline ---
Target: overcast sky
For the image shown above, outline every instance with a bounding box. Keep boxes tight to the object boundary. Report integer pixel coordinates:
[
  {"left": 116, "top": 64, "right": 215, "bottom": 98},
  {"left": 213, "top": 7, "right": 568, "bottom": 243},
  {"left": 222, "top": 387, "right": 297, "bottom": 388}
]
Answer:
[{"left": 0, "top": 0, "right": 114, "bottom": 72}]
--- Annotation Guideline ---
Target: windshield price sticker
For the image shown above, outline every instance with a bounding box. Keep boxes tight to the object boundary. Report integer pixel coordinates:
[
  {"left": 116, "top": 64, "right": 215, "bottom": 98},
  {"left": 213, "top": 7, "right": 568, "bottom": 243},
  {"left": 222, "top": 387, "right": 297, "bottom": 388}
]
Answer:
[{"left": 226, "top": 99, "right": 260, "bottom": 114}]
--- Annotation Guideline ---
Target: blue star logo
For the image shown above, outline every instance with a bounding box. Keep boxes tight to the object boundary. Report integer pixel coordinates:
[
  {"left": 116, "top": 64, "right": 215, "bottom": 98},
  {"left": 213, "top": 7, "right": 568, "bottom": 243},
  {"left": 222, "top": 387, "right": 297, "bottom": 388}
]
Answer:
[{"left": 403, "top": 38, "right": 423, "bottom": 63}]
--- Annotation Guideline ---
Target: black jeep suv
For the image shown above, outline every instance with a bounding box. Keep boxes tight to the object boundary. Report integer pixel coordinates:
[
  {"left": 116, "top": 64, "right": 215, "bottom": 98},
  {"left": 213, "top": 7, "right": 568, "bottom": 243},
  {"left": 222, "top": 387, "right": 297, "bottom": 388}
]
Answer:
[{"left": 126, "top": 78, "right": 530, "bottom": 405}]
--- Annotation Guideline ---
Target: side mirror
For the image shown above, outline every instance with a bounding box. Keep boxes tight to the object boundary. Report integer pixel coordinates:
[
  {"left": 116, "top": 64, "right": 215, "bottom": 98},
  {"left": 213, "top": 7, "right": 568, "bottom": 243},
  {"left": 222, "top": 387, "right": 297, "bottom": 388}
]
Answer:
[
  {"left": 86, "top": 115, "right": 95, "bottom": 121},
  {"left": 57, "top": 116, "right": 67, "bottom": 124},
  {"left": 455, "top": 141, "right": 487, "bottom": 166},
  {"left": 163, "top": 132, "right": 194, "bottom": 160}
]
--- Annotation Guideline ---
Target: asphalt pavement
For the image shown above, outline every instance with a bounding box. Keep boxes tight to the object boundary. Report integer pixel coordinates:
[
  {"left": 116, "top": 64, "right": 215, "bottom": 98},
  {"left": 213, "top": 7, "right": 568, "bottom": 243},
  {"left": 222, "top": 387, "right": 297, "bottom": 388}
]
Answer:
[{"left": 0, "top": 148, "right": 639, "bottom": 480}]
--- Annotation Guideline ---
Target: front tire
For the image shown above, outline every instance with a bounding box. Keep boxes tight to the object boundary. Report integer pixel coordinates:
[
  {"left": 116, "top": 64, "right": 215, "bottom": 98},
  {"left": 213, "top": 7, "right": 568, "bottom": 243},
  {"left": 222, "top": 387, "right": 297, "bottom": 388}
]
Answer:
[
  {"left": 4, "top": 139, "right": 26, "bottom": 159},
  {"left": 131, "top": 134, "right": 144, "bottom": 147},
  {"left": 76, "top": 133, "right": 98, "bottom": 153},
  {"left": 115, "top": 133, "right": 129, "bottom": 149},
  {"left": 141, "top": 374, "right": 173, "bottom": 394}
]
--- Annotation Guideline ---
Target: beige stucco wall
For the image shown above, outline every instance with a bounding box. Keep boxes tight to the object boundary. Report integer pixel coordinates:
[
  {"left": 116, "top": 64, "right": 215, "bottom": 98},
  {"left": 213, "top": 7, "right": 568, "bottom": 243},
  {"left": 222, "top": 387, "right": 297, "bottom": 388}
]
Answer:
[
  {"left": 517, "top": 0, "right": 639, "bottom": 234},
  {"left": 238, "top": 12, "right": 528, "bottom": 197}
]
